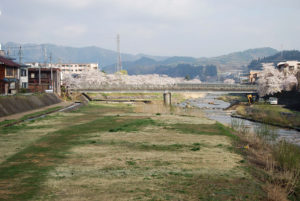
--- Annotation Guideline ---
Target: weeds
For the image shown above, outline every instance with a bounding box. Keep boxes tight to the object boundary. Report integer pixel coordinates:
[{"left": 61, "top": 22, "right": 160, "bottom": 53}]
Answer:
[
  {"left": 232, "top": 120, "right": 300, "bottom": 200},
  {"left": 231, "top": 119, "right": 250, "bottom": 135},
  {"left": 273, "top": 140, "right": 300, "bottom": 171},
  {"left": 254, "top": 124, "right": 278, "bottom": 143}
]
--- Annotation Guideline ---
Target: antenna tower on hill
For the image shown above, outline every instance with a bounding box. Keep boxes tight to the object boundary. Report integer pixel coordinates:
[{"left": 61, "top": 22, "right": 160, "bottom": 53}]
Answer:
[{"left": 116, "top": 34, "right": 122, "bottom": 72}]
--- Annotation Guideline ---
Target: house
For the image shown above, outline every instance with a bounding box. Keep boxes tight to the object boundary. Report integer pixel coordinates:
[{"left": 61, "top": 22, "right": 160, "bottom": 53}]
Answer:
[
  {"left": 28, "top": 67, "right": 61, "bottom": 95},
  {"left": 20, "top": 65, "right": 28, "bottom": 89},
  {"left": 249, "top": 70, "right": 262, "bottom": 84},
  {"left": 0, "top": 55, "right": 21, "bottom": 95},
  {"left": 277, "top": 61, "right": 300, "bottom": 75}
]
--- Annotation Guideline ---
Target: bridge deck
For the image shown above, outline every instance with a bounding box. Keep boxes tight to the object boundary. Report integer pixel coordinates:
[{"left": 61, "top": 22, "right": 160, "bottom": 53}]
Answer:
[{"left": 70, "top": 84, "right": 257, "bottom": 93}]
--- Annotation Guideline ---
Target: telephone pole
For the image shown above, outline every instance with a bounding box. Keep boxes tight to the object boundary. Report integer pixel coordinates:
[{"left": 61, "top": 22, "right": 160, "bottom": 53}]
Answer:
[
  {"left": 7, "top": 46, "right": 11, "bottom": 57},
  {"left": 49, "top": 52, "right": 53, "bottom": 90},
  {"left": 40, "top": 45, "right": 47, "bottom": 85},
  {"left": 18, "top": 46, "right": 23, "bottom": 64}
]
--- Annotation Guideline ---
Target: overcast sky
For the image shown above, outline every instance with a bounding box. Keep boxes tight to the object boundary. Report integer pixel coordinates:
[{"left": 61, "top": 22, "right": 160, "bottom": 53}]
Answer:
[{"left": 0, "top": 0, "right": 299, "bottom": 57}]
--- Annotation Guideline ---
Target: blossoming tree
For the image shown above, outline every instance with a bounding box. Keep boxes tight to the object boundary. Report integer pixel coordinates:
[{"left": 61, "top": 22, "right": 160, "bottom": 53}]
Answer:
[
  {"left": 257, "top": 63, "right": 298, "bottom": 97},
  {"left": 63, "top": 70, "right": 202, "bottom": 90}
]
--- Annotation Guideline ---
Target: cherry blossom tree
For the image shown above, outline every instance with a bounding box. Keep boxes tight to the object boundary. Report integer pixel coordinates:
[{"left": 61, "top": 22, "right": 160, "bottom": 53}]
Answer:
[
  {"left": 257, "top": 63, "right": 298, "bottom": 97},
  {"left": 224, "top": 79, "right": 235, "bottom": 84},
  {"left": 62, "top": 70, "right": 201, "bottom": 90}
]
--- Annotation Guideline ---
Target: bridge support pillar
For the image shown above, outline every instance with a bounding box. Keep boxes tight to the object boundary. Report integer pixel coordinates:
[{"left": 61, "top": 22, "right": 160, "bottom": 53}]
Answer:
[{"left": 163, "top": 92, "right": 171, "bottom": 106}]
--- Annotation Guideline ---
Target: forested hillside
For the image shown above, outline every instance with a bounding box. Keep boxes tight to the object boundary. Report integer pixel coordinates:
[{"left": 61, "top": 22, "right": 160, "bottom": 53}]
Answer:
[{"left": 248, "top": 50, "right": 300, "bottom": 70}]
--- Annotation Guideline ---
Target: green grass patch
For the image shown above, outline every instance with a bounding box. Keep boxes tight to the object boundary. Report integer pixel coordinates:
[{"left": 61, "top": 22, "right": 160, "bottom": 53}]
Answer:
[
  {"left": 91, "top": 140, "right": 202, "bottom": 152},
  {"left": 108, "top": 118, "right": 156, "bottom": 132},
  {"left": 236, "top": 104, "right": 300, "bottom": 128},
  {"left": 168, "top": 122, "right": 238, "bottom": 140}
]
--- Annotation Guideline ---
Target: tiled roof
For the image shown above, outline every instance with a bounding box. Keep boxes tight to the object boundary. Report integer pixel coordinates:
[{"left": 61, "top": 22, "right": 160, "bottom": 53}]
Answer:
[{"left": 0, "top": 56, "right": 21, "bottom": 67}]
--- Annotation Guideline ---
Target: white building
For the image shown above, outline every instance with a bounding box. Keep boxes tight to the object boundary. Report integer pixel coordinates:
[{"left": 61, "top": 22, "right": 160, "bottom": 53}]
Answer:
[
  {"left": 19, "top": 65, "right": 28, "bottom": 89},
  {"left": 25, "top": 62, "right": 99, "bottom": 80},
  {"left": 57, "top": 63, "right": 98, "bottom": 74},
  {"left": 277, "top": 61, "right": 300, "bottom": 75}
]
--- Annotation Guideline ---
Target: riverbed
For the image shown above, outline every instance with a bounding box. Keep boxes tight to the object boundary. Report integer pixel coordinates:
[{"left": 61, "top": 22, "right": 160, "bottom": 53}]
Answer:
[{"left": 178, "top": 93, "right": 300, "bottom": 146}]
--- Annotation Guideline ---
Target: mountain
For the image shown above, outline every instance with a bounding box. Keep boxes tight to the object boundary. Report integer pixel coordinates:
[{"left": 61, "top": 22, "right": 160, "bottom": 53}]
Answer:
[
  {"left": 2, "top": 42, "right": 160, "bottom": 67},
  {"left": 248, "top": 50, "right": 300, "bottom": 70},
  {"left": 2, "top": 42, "right": 279, "bottom": 77},
  {"left": 103, "top": 57, "right": 218, "bottom": 81},
  {"left": 196, "top": 47, "right": 278, "bottom": 72},
  {"left": 102, "top": 48, "right": 278, "bottom": 81}
]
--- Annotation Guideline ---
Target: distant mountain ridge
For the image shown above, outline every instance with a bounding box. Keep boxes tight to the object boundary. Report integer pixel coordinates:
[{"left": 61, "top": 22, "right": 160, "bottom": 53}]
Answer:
[
  {"left": 2, "top": 42, "right": 279, "bottom": 76},
  {"left": 195, "top": 47, "right": 278, "bottom": 72},
  {"left": 2, "top": 42, "right": 166, "bottom": 67}
]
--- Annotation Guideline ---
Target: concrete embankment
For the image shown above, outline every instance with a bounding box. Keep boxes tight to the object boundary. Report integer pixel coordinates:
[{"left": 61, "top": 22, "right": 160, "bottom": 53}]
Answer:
[{"left": 0, "top": 94, "right": 61, "bottom": 117}]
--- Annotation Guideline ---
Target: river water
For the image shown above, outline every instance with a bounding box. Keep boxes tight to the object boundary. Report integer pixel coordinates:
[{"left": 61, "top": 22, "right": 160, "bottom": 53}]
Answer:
[{"left": 178, "top": 93, "right": 300, "bottom": 146}]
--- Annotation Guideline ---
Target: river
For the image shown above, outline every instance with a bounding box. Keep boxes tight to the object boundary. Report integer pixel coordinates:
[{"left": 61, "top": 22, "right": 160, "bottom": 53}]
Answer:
[{"left": 178, "top": 93, "right": 300, "bottom": 146}]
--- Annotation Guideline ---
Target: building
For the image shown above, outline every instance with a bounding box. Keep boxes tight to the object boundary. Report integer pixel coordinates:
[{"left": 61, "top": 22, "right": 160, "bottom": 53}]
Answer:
[
  {"left": 57, "top": 63, "right": 98, "bottom": 73},
  {"left": 25, "top": 62, "right": 99, "bottom": 80},
  {"left": 0, "top": 55, "right": 21, "bottom": 95},
  {"left": 277, "top": 61, "right": 300, "bottom": 75},
  {"left": 28, "top": 68, "right": 61, "bottom": 95},
  {"left": 249, "top": 70, "right": 262, "bottom": 84},
  {"left": 277, "top": 61, "right": 300, "bottom": 90},
  {"left": 20, "top": 65, "right": 28, "bottom": 89}
]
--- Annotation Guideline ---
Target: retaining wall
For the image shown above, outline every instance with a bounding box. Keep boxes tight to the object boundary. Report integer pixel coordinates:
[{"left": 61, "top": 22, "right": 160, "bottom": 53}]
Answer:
[{"left": 0, "top": 94, "right": 61, "bottom": 117}]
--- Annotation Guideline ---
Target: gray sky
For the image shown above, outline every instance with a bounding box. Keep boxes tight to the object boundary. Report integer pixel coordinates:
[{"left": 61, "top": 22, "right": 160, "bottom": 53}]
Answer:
[{"left": 0, "top": 0, "right": 299, "bottom": 57}]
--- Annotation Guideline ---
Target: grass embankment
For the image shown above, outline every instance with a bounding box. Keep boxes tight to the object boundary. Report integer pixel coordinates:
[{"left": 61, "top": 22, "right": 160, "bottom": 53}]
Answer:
[
  {"left": 0, "top": 106, "right": 63, "bottom": 127},
  {"left": 0, "top": 102, "right": 266, "bottom": 200},
  {"left": 236, "top": 104, "right": 300, "bottom": 129}
]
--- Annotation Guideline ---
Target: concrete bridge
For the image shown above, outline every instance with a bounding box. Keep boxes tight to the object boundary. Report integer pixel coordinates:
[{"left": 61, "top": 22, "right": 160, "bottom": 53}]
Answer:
[{"left": 71, "top": 83, "right": 257, "bottom": 93}]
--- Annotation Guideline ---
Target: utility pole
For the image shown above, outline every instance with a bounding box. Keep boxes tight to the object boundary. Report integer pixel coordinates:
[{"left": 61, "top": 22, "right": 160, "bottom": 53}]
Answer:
[
  {"left": 7, "top": 46, "right": 11, "bottom": 57},
  {"left": 40, "top": 45, "right": 47, "bottom": 85},
  {"left": 49, "top": 53, "right": 53, "bottom": 90},
  {"left": 18, "top": 46, "right": 22, "bottom": 64},
  {"left": 116, "top": 34, "right": 122, "bottom": 72}
]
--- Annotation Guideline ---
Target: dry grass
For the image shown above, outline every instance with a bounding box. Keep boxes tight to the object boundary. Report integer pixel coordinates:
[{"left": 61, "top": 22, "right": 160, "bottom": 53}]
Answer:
[
  {"left": 0, "top": 102, "right": 267, "bottom": 200},
  {"left": 237, "top": 130, "right": 300, "bottom": 201},
  {"left": 32, "top": 112, "right": 256, "bottom": 201},
  {"left": 36, "top": 132, "right": 245, "bottom": 200}
]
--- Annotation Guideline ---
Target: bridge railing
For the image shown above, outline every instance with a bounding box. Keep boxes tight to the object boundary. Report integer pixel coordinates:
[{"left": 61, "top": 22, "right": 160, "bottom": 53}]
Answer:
[{"left": 70, "top": 83, "right": 257, "bottom": 92}]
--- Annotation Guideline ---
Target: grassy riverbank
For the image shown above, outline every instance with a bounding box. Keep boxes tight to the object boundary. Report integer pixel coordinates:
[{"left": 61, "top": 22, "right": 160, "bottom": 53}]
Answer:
[
  {"left": 231, "top": 119, "right": 300, "bottom": 201},
  {"left": 0, "top": 102, "right": 267, "bottom": 200},
  {"left": 0, "top": 106, "right": 64, "bottom": 127},
  {"left": 217, "top": 94, "right": 248, "bottom": 103},
  {"left": 235, "top": 104, "right": 300, "bottom": 129}
]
